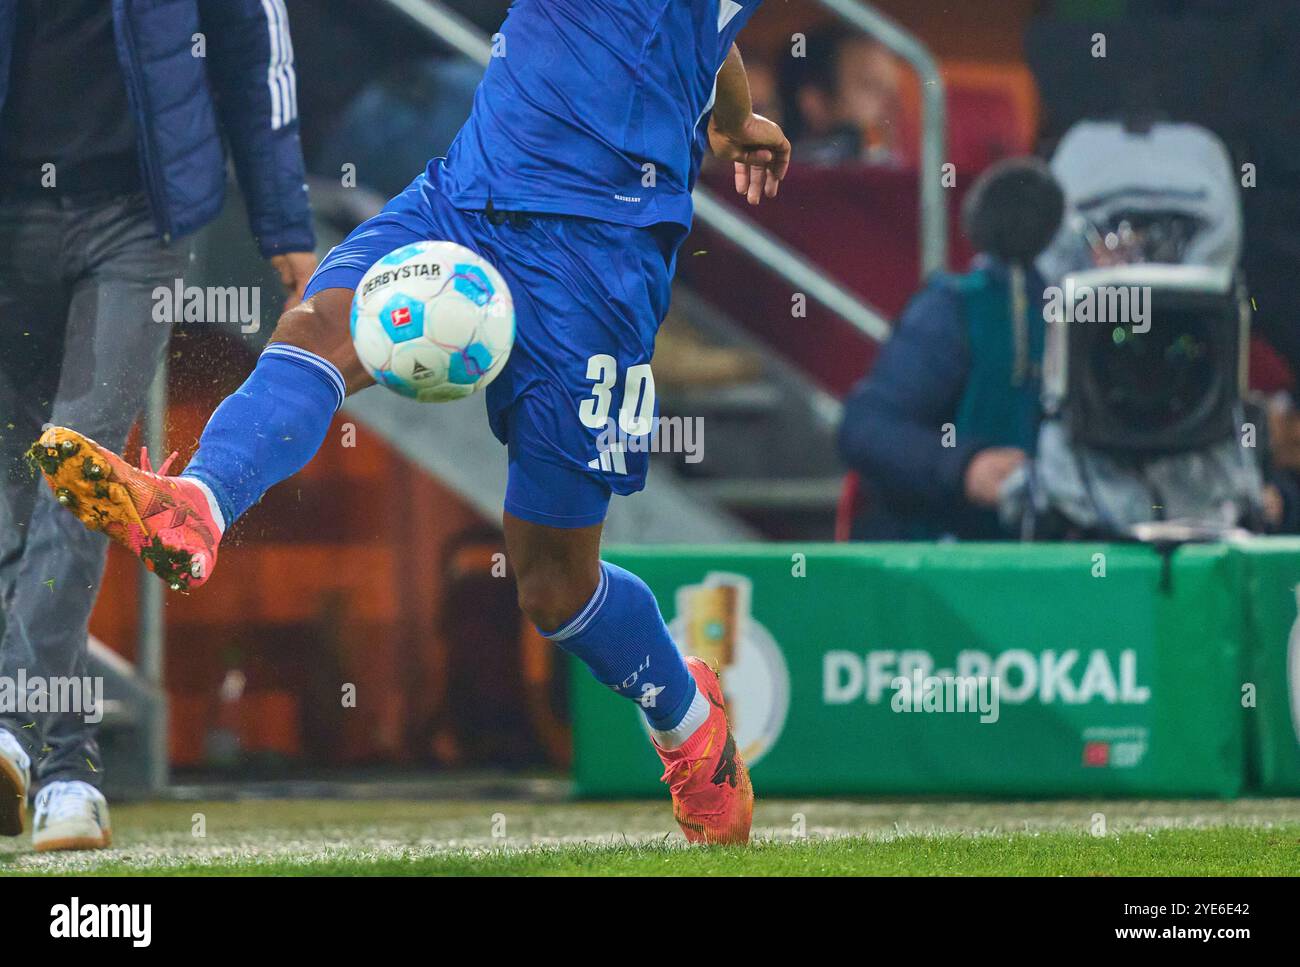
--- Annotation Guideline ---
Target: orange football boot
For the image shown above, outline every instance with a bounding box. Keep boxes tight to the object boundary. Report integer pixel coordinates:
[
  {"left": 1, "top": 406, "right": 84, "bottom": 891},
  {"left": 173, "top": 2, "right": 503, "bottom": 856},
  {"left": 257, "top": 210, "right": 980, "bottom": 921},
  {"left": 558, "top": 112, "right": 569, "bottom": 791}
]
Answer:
[
  {"left": 28, "top": 427, "right": 220, "bottom": 591},
  {"left": 654, "top": 657, "right": 754, "bottom": 845}
]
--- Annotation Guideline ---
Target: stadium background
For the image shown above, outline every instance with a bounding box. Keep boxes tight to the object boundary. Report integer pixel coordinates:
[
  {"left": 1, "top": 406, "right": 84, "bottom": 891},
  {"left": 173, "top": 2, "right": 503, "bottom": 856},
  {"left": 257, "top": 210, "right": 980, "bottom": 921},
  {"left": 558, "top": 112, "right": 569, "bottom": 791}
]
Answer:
[{"left": 71, "top": 0, "right": 1300, "bottom": 801}]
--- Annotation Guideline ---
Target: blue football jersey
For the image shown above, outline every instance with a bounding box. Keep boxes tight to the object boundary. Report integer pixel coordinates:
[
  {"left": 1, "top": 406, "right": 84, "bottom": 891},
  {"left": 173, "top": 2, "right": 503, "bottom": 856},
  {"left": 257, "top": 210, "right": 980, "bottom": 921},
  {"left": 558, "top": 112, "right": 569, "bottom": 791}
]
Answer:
[{"left": 440, "top": 0, "right": 763, "bottom": 229}]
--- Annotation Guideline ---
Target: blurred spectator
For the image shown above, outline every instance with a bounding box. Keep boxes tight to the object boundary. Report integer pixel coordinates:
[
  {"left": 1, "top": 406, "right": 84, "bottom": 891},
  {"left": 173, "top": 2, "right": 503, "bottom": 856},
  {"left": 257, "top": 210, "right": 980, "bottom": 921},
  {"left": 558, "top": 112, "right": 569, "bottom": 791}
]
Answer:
[
  {"left": 780, "top": 29, "right": 905, "bottom": 166},
  {"left": 837, "top": 159, "right": 1065, "bottom": 539},
  {"left": 314, "top": 57, "right": 482, "bottom": 199},
  {"left": 1264, "top": 396, "right": 1300, "bottom": 531},
  {"left": 743, "top": 56, "right": 783, "bottom": 128},
  {"left": 1252, "top": 339, "right": 1300, "bottom": 533},
  {"left": 284, "top": 0, "right": 439, "bottom": 162}
]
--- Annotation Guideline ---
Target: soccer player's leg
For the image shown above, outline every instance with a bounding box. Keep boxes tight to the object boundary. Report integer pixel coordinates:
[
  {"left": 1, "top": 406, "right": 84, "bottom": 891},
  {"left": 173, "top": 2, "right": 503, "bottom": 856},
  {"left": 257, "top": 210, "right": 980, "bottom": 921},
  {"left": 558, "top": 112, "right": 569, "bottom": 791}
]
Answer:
[
  {"left": 500, "top": 402, "right": 753, "bottom": 845},
  {"left": 33, "top": 190, "right": 435, "bottom": 590},
  {"left": 30, "top": 287, "right": 359, "bottom": 590}
]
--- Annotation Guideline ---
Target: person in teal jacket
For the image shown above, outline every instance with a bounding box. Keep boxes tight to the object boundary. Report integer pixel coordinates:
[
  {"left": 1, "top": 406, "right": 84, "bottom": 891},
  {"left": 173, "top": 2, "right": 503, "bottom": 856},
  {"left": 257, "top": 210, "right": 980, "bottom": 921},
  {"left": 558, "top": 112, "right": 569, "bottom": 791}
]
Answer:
[{"left": 838, "top": 158, "right": 1065, "bottom": 539}]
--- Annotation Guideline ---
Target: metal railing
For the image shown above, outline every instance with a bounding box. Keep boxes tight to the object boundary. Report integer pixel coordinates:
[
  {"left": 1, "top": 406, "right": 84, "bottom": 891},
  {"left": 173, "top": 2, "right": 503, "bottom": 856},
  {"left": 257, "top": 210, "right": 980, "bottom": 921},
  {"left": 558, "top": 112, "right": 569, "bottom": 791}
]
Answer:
[
  {"left": 382, "top": 0, "right": 893, "bottom": 342},
  {"left": 138, "top": 359, "right": 169, "bottom": 791},
  {"left": 814, "top": 0, "right": 949, "bottom": 278}
]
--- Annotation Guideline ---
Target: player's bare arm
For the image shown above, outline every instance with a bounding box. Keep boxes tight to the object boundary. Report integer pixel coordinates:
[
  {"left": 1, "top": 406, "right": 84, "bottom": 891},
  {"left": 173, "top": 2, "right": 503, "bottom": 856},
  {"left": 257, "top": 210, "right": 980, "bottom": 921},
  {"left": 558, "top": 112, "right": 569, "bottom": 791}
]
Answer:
[{"left": 708, "top": 43, "right": 791, "bottom": 205}]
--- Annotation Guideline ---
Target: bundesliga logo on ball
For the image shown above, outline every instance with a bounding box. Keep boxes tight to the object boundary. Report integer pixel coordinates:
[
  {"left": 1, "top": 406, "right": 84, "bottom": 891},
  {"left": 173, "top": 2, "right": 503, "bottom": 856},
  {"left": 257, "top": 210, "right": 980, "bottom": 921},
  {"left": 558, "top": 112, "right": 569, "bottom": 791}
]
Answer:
[{"left": 350, "top": 241, "right": 516, "bottom": 403}]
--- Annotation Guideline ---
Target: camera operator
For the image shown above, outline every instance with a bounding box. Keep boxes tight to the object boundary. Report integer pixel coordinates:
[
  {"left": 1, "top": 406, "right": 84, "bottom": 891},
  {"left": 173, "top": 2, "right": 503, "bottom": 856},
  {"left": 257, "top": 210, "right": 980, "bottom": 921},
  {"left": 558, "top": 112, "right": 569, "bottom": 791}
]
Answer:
[{"left": 837, "top": 158, "right": 1064, "bottom": 539}]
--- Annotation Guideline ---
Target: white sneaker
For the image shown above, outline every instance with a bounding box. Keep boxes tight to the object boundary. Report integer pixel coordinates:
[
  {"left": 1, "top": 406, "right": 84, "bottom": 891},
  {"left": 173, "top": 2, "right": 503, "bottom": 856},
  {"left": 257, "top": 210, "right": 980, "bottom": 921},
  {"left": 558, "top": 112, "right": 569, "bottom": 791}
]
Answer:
[
  {"left": 0, "top": 729, "right": 30, "bottom": 836},
  {"left": 32, "top": 780, "right": 112, "bottom": 852}
]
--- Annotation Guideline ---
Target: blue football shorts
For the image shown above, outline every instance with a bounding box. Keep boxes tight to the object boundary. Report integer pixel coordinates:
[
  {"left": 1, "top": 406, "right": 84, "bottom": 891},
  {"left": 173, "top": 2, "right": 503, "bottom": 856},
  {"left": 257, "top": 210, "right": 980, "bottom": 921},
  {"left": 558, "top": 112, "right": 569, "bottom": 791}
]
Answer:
[{"left": 305, "top": 160, "right": 686, "bottom": 528}]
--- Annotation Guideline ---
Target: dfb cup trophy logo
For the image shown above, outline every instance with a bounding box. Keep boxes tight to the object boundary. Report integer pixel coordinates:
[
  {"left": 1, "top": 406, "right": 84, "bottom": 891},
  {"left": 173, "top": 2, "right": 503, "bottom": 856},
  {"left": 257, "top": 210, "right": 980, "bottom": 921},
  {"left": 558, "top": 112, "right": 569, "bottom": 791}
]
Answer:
[{"left": 666, "top": 572, "right": 790, "bottom": 764}]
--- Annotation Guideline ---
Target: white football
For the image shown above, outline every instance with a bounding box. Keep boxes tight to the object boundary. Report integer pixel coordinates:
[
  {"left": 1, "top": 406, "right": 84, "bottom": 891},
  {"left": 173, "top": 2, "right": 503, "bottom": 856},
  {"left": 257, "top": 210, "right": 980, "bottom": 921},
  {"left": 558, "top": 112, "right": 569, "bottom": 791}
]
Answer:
[{"left": 350, "top": 240, "right": 515, "bottom": 402}]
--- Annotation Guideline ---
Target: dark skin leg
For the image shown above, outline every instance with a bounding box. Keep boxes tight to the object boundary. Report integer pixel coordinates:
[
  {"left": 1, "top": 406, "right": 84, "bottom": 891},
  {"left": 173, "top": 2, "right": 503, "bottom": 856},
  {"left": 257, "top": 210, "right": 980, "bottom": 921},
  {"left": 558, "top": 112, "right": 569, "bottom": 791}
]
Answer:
[
  {"left": 503, "top": 512, "right": 603, "bottom": 632},
  {"left": 268, "top": 285, "right": 603, "bottom": 629},
  {"left": 268, "top": 286, "right": 374, "bottom": 395}
]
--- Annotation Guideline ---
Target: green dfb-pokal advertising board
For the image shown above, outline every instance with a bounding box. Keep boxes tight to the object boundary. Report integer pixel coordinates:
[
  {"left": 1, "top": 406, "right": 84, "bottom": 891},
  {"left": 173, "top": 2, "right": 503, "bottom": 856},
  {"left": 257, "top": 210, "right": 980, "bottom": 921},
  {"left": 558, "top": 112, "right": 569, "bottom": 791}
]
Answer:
[
  {"left": 572, "top": 542, "right": 1300, "bottom": 798},
  {"left": 1239, "top": 538, "right": 1300, "bottom": 794}
]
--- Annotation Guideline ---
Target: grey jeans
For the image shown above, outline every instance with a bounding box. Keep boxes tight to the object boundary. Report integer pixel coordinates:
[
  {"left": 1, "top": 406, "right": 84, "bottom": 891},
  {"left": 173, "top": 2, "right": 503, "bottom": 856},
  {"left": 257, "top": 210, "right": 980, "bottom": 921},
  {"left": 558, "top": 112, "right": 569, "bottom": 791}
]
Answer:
[{"left": 0, "top": 190, "right": 186, "bottom": 790}]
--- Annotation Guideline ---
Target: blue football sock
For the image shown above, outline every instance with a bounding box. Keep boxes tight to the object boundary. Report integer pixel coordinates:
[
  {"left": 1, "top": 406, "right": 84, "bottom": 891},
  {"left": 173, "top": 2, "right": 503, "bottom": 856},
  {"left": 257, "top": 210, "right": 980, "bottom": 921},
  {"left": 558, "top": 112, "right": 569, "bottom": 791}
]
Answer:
[
  {"left": 543, "top": 562, "right": 696, "bottom": 731},
  {"left": 181, "top": 344, "right": 346, "bottom": 527}
]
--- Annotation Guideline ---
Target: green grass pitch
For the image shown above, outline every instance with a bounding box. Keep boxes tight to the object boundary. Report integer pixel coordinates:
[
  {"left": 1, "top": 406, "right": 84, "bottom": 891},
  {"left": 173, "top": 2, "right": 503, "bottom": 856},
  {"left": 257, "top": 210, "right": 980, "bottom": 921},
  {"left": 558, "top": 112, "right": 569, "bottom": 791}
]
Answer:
[{"left": 2, "top": 797, "right": 1298, "bottom": 876}]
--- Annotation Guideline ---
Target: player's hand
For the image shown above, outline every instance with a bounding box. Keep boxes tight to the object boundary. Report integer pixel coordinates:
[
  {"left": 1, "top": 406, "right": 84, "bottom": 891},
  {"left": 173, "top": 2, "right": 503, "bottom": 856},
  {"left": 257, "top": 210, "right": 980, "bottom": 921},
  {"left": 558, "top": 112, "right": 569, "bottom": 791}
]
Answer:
[
  {"left": 269, "top": 251, "right": 319, "bottom": 311},
  {"left": 708, "top": 112, "right": 791, "bottom": 205},
  {"left": 1262, "top": 483, "right": 1285, "bottom": 529},
  {"left": 964, "top": 447, "right": 1027, "bottom": 508}
]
